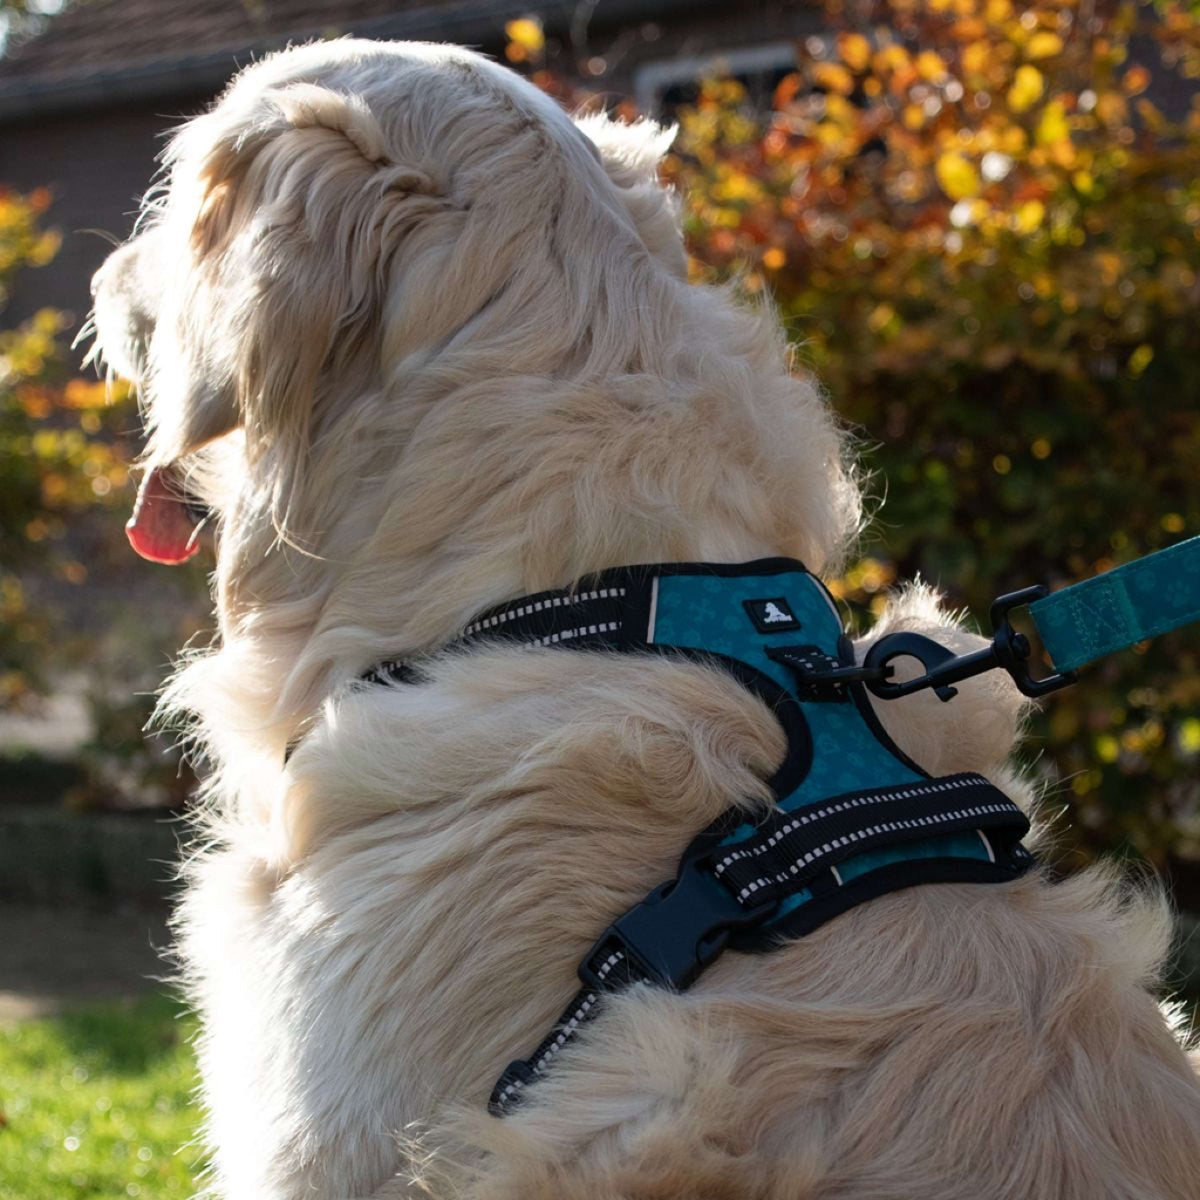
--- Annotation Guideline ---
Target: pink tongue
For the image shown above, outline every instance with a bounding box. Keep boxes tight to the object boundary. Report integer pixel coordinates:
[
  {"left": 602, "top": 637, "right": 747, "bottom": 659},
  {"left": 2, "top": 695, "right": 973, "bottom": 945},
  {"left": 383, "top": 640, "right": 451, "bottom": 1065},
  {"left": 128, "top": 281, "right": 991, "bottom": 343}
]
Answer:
[{"left": 126, "top": 466, "right": 201, "bottom": 565}]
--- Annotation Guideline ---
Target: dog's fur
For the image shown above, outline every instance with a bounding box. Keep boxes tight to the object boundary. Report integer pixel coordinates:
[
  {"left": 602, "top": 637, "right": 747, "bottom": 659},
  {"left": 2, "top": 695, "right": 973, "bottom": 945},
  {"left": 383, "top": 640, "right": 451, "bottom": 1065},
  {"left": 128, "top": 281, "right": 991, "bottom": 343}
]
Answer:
[{"left": 89, "top": 39, "right": 1200, "bottom": 1200}]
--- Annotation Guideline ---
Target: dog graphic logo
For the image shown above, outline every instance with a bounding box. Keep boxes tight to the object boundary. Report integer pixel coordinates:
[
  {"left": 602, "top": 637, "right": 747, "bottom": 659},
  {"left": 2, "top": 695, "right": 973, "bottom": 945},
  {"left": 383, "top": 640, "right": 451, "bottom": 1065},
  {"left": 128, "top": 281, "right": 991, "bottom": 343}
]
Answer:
[{"left": 743, "top": 596, "right": 803, "bottom": 633}]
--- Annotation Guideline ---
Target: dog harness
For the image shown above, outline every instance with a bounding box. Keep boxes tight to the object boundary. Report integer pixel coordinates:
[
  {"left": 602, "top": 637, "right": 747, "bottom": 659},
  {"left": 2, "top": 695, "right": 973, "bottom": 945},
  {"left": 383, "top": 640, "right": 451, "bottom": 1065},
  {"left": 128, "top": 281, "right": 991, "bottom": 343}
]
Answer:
[{"left": 360, "top": 538, "right": 1200, "bottom": 1117}]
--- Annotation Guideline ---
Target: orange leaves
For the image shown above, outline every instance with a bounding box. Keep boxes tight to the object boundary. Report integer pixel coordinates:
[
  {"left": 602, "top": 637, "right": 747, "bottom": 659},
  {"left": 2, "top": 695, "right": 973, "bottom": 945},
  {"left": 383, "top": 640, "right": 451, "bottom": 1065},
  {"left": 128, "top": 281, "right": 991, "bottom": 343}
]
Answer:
[
  {"left": 873, "top": 44, "right": 918, "bottom": 94},
  {"left": 1122, "top": 64, "right": 1151, "bottom": 95}
]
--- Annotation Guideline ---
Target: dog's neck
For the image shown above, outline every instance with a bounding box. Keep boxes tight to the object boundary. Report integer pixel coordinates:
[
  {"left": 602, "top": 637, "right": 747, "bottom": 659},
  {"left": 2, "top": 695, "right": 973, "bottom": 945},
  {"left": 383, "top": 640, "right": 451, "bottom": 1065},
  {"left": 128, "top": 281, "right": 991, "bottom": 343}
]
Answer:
[{"left": 170, "top": 289, "right": 859, "bottom": 827}]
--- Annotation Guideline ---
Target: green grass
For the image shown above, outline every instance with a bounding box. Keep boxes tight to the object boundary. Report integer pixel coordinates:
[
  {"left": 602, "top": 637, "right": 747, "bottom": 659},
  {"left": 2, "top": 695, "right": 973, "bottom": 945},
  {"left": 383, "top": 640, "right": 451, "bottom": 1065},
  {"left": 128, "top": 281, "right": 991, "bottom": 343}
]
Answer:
[{"left": 0, "top": 993, "right": 203, "bottom": 1200}]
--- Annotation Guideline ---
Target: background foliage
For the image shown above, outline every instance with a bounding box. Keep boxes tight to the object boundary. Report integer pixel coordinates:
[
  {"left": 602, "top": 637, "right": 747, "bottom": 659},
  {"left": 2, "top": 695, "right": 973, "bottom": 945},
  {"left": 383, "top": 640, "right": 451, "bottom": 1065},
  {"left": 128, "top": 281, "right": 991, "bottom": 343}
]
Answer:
[
  {"left": 514, "top": 0, "right": 1200, "bottom": 876},
  {"left": 1, "top": 0, "right": 1197, "bottom": 874},
  {"left": 678, "top": 0, "right": 1200, "bottom": 873}
]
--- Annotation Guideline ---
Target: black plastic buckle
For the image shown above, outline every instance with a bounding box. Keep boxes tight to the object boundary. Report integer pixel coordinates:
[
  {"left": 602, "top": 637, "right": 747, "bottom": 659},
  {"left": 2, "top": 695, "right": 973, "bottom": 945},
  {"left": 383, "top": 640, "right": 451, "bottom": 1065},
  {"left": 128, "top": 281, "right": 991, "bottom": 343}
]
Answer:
[
  {"left": 579, "top": 856, "right": 778, "bottom": 993},
  {"left": 863, "top": 585, "right": 1078, "bottom": 702},
  {"left": 765, "top": 644, "right": 888, "bottom": 701}
]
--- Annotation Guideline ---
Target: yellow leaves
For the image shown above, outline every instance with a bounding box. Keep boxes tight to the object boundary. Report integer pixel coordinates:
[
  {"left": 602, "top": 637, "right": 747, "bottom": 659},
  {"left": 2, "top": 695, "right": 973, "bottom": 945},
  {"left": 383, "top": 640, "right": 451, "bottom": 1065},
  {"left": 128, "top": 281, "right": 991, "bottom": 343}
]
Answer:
[
  {"left": 916, "top": 50, "right": 948, "bottom": 82},
  {"left": 1025, "top": 32, "right": 1063, "bottom": 59},
  {"left": 838, "top": 32, "right": 872, "bottom": 73},
  {"left": 1035, "top": 100, "right": 1070, "bottom": 145},
  {"left": 1013, "top": 199, "right": 1045, "bottom": 232},
  {"left": 711, "top": 165, "right": 763, "bottom": 204},
  {"left": 873, "top": 45, "right": 910, "bottom": 75},
  {"left": 504, "top": 16, "right": 544, "bottom": 63},
  {"left": 903, "top": 103, "right": 926, "bottom": 130},
  {"left": 936, "top": 151, "right": 981, "bottom": 200},
  {"left": 1128, "top": 344, "right": 1154, "bottom": 376},
  {"left": 1162, "top": 512, "right": 1186, "bottom": 535},
  {"left": 813, "top": 61, "right": 855, "bottom": 96},
  {"left": 762, "top": 246, "right": 786, "bottom": 270},
  {"left": 997, "top": 122, "right": 1028, "bottom": 155},
  {"left": 867, "top": 303, "right": 897, "bottom": 334},
  {"left": 1008, "top": 65, "right": 1044, "bottom": 112},
  {"left": 1180, "top": 718, "right": 1200, "bottom": 756},
  {"left": 1072, "top": 169, "right": 1094, "bottom": 194},
  {"left": 961, "top": 41, "right": 991, "bottom": 77}
]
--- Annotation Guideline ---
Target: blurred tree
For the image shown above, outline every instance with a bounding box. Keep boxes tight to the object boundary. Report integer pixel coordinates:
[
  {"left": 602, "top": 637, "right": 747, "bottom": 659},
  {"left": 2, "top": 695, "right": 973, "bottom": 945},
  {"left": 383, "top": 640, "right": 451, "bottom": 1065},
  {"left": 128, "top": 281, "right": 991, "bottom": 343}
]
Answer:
[
  {"left": 510, "top": 1, "right": 1200, "bottom": 873},
  {"left": 0, "top": 188, "right": 132, "bottom": 708}
]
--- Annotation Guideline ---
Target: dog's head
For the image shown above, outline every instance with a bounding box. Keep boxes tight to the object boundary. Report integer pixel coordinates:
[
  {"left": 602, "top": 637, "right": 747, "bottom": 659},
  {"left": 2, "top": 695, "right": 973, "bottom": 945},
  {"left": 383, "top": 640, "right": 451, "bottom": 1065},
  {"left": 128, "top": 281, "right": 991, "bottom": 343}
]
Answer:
[{"left": 91, "top": 40, "right": 688, "bottom": 565}]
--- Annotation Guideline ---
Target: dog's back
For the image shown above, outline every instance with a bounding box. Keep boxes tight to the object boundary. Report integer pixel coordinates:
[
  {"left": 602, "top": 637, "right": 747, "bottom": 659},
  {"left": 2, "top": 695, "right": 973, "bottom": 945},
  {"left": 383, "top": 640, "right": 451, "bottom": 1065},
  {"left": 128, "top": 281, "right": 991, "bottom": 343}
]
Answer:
[{"left": 88, "top": 38, "right": 1200, "bottom": 1200}]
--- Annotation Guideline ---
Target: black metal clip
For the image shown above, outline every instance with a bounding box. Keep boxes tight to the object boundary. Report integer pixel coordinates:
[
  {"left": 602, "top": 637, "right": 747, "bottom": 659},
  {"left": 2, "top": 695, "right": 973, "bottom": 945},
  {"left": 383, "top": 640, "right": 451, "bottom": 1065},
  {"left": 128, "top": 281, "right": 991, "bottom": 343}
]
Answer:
[
  {"left": 863, "top": 585, "right": 1078, "bottom": 702},
  {"left": 579, "top": 856, "right": 778, "bottom": 993}
]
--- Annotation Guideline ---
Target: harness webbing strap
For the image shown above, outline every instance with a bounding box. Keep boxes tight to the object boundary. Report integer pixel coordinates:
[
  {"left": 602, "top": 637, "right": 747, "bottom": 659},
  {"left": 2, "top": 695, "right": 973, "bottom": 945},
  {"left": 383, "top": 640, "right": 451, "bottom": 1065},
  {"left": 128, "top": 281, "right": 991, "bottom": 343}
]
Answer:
[
  {"left": 1030, "top": 535, "right": 1200, "bottom": 672},
  {"left": 711, "top": 771, "right": 1030, "bottom": 904}
]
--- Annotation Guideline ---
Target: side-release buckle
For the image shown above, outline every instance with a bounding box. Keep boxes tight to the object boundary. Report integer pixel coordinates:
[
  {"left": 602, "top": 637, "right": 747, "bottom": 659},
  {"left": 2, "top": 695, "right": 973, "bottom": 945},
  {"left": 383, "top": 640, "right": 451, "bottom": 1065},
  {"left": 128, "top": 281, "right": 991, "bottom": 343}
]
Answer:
[{"left": 579, "top": 855, "right": 778, "bottom": 993}]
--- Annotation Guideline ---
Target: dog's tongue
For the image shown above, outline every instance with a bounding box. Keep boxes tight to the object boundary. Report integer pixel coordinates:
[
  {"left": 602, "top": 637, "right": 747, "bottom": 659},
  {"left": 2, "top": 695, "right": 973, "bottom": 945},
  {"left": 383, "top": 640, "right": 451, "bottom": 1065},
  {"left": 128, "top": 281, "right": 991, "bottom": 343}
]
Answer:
[{"left": 126, "top": 466, "right": 201, "bottom": 565}]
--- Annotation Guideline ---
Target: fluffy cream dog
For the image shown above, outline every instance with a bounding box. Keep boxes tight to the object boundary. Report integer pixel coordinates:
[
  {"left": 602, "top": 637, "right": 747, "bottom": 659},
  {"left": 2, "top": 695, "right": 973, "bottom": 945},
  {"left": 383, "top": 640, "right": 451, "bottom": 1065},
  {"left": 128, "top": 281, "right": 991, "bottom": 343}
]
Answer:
[{"left": 89, "top": 38, "right": 1200, "bottom": 1200}]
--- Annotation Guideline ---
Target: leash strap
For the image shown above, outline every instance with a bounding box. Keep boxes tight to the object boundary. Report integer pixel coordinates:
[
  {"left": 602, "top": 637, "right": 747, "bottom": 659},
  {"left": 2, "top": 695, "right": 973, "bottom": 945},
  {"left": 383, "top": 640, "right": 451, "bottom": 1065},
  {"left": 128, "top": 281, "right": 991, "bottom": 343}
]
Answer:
[{"left": 1029, "top": 535, "right": 1200, "bottom": 672}]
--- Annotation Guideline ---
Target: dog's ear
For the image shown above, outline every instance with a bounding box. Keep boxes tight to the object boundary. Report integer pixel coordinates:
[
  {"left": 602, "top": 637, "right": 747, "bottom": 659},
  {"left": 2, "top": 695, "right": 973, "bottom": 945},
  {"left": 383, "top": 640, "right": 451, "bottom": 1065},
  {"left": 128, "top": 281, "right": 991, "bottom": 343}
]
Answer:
[
  {"left": 574, "top": 112, "right": 686, "bottom": 278},
  {"left": 173, "top": 83, "right": 454, "bottom": 464}
]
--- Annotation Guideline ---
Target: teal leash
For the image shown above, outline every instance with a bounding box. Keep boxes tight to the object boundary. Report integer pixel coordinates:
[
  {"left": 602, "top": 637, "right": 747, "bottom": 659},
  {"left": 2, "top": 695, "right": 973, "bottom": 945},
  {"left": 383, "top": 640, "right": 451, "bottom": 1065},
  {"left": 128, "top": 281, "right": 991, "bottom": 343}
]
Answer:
[
  {"left": 1029, "top": 535, "right": 1200, "bottom": 673},
  {"left": 859, "top": 536, "right": 1200, "bottom": 703}
]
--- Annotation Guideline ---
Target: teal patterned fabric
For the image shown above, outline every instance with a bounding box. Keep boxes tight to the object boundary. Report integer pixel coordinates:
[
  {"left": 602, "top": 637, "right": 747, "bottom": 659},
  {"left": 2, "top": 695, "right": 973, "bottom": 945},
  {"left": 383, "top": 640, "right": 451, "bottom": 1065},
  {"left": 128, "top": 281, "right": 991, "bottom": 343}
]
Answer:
[
  {"left": 1031, "top": 535, "right": 1200, "bottom": 672},
  {"left": 652, "top": 568, "right": 990, "bottom": 924}
]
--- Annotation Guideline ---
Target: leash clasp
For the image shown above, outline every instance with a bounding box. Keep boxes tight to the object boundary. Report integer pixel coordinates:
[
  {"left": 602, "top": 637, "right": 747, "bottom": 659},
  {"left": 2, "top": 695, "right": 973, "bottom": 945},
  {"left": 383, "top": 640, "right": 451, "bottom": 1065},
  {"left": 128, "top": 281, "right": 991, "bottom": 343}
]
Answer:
[
  {"left": 579, "top": 856, "right": 778, "bottom": 993},
  {"left": 864, "top": 585, "right": 1078, "bottom": 702}
]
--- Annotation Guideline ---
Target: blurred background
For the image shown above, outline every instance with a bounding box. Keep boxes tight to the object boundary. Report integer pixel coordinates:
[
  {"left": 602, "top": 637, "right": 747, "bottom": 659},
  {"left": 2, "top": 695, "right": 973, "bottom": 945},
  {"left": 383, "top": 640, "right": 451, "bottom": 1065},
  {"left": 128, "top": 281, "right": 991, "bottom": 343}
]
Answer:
[{"left": 0, "top": 1, "right": 1197, "bottom": 1195}]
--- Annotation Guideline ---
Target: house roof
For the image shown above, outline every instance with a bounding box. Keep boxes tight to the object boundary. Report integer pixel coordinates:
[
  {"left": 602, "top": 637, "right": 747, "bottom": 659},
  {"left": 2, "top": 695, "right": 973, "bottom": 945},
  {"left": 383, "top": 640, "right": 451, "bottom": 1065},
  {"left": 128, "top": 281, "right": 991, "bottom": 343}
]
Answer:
[
  {"left": 0, "top": 0, "right": 460, "bottom": 83},
  {"left": 0, "top": 0, "right": 717, "bottom": 122}
]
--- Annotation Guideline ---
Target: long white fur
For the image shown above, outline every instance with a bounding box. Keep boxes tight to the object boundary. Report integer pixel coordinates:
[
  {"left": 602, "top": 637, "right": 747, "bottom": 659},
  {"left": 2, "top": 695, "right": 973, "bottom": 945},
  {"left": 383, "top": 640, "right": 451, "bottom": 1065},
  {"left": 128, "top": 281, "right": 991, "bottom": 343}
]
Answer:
[{"left": 89, "top": 39, "right": 1200, "bottom": 1200}]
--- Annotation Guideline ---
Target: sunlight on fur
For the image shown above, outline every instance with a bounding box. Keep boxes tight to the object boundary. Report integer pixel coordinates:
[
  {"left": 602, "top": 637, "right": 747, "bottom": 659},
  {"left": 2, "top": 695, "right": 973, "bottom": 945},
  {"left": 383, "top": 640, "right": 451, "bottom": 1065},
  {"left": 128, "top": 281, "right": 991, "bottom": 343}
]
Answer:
[{"left": 87, "top": 38, "right": 1200, "bottom": 1200}]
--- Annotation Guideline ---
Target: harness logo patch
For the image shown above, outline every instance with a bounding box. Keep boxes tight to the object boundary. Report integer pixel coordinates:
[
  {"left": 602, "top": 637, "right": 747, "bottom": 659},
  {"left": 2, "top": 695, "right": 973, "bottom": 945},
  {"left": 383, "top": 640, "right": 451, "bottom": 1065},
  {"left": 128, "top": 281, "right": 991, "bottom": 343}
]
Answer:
[{"left": 743, "top": 596, "right": 803, "bottom": 633}]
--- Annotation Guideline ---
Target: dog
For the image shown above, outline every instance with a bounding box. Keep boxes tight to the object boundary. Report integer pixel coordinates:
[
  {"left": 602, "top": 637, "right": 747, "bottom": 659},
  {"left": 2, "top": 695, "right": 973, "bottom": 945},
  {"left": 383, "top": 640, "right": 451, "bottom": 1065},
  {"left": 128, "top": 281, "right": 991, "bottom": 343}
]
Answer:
[{"left": 89, "top": 38, "right": 1200, "bottom": 1200}]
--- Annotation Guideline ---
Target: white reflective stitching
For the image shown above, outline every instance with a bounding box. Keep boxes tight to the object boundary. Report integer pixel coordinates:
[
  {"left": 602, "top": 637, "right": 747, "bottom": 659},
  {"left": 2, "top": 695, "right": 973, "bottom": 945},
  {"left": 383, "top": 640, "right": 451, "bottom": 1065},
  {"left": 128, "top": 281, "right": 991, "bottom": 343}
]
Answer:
[
  {"left": 712, "top": 774, "right": 988, "bottom": 875},
  {"left": 524, "top": 621, "right": 621, "bottom": 648},
  {"left": 732, "top": 800, "right": 1016, "bottom": 901},
  {"left": 464, "top": 588, "right": 627, "bottom": 636}
]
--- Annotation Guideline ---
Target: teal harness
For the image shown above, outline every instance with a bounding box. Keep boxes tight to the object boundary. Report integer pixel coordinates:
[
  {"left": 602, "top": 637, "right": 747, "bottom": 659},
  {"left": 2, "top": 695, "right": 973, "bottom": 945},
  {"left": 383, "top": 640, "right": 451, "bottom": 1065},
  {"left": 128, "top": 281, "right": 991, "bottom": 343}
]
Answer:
[{"left": 359, "top": 537, "right": 1200, "bottom": 1116}]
